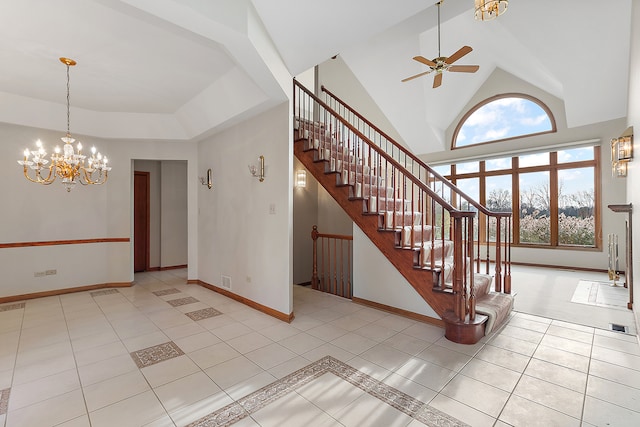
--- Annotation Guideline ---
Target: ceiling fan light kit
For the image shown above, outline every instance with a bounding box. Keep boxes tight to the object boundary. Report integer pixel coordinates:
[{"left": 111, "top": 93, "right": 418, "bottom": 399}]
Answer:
[{"left": 402, "top": 0, "right": 479, "bottom": 88}]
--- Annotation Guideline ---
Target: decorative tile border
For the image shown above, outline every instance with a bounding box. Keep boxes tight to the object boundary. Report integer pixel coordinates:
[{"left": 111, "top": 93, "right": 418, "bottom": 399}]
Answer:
[
  {"left": 187, "top": 356, "right": 468, "bottom": 427},
  {"left": 130, "top": 341, "right": 185, "bottom": 368},
  {"left": 0, "top": 302, "right": 25, "bottom": 312},
  {"left": 152, "top": 288, "right": 182, "bottom": 297},
  {"left": 167, "top": 297, "right": 200, "bottom": 307},
  {"left": 0, "top": 388, "right": 10, "bottom": 416},
  {"left": 90, "top": 289, "right": 120, "bottom": 297},
  {"left": 186, "top": 307, "right": 223, "bottom": 321}
]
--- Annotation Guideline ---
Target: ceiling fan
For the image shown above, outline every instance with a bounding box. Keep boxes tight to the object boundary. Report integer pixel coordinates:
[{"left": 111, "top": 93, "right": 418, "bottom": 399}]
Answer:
[{"left": 402, "top": 0, "right": 479, "bottom": 88}]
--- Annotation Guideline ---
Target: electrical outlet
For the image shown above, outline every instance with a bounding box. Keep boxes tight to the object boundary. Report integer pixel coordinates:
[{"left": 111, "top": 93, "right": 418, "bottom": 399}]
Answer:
[
  {"left": 269, "top": 203, "right": 276, "bottom": 214},
  {"left": 34, "top": 271, "right": 45, "bottom": 277},
  {"left": 45, "top": 269, "right": 57, "bottom": 275},
  {"left": 221, "top": 275, "right": 232, "bottom": 289},
  {"left": 246, "top": 276, "right": 252, "bottom": 283}
]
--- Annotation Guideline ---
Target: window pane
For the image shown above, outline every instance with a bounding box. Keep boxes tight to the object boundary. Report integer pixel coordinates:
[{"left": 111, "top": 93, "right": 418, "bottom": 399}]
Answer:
[
  {"left": 486, "top": 175, "right": 512, "bottom": 212},
  {"left": 519, "top": 171, "right": 550, "bottom": 244},
  {"left": 431, "top": 164, "right": 451, "bottom": 177},
  {"left": 455, "top": 96, "right": 553, "bottom": 148},
  {"left": 456, "top": 178, "right": 479, "bottom": 212},
  {"left": 519, "top": 152, "right": 549, "bottom": 167},
  {"left": 485, "top": 157, "right": 512, "bottom": 171},
  {"left": 558, "top": 168, "right": 595, "bottom": 246},
  {"left": 455, "top": 178, "right": 479, "bottom": 240},
  {"left": 557, "top": 146, "right": 595, "bottom": 163},
  {"left": 486, "top": 175, "right": 512, "bottom": 242},
  {"left": 455, "top": 161, "right": 479, "bottom": 174}
]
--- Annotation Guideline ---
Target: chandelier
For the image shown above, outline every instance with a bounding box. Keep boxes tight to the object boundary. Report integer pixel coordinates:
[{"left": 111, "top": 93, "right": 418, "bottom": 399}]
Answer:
[
  {"left": 18, "top": 57, "right": 111, "bottom": 192},
  {"left": 474, "top": 0, "right": 508, "bottom": 21}
]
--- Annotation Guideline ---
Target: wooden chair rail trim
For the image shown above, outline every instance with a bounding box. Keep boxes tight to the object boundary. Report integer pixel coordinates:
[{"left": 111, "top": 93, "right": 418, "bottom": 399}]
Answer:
[
  {"left": 0, "top": 281, "right": 133, "bottom": 304},
  {"left": 191, "top": 279, "right": 295, "bottom": 323},
  {"left": 319, "top": 83, "right": 510, "bottom": 219},
  {"left": 0, "top": 238, "right": 130, "bottom": 249},
  {"left": 351, "top": 296, "right": 444, "bottom": 328}
]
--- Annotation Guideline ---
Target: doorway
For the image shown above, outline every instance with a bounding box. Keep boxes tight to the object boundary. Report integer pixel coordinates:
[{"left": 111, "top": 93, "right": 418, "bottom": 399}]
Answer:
[{"left": 134, "top": 171, "right": 150, "bottom": 272}]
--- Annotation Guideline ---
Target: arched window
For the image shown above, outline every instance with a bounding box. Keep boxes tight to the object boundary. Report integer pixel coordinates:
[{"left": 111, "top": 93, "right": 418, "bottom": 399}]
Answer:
[{"left": 452, "top": 93, "right": 556, "bottom": 149}]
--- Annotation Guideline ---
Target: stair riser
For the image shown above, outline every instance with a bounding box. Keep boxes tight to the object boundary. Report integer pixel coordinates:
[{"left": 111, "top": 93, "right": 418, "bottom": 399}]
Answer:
[
  {"left": 380, "top": 211, "right": 423, "bottom": 229},
  {"left": 366, "top": 197, "right": 411, "bottom": 213}
]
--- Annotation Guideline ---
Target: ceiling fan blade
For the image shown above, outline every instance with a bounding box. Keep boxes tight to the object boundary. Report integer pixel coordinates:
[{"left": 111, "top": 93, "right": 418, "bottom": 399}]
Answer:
[
  {"left": 401, "top": 69, "right": 433, "bottom": 83},
  {"left": 413, "top": 55, "right": 437, "bottom": 67},
  {"left": 445, "top": 46, "right": 473, "bottom": 64},
  {"left": 448, "top": 65, "right": 479, "bottom": 73},
  {"left": 433, "top": 73, "right": 443, "bottom": 88}
]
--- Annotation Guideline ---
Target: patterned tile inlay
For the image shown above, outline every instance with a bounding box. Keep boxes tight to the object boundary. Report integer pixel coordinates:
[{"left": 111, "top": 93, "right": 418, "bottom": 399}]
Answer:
[
  {"left": 152, "top": 288, "right": 181, "bottom": 297},
  {"left": 130, "top": 341, "right": 185, "bottom": 368},
  {"left": 188, "top": 356, "right": 469, "bottom": 427},
  {"left": 166, "top": 296, "right": 200, "bottom": 307},
  {"left": 0, "top": 388, "right": 10, "bottom": 416},
  {"left": 90, "top": 289, "right": 120, "bottom": 297},
  {"left": 0, "top": 302, "right": 25, "bottom": 312},
  {"left": 185, "top": 307, "right": 223, "bottom": 321}
]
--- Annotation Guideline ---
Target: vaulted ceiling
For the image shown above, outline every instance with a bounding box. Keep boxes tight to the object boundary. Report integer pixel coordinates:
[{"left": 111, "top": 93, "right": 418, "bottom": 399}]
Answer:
[{"left": 0, "top": 0, "right": 632, "bottom": 154}]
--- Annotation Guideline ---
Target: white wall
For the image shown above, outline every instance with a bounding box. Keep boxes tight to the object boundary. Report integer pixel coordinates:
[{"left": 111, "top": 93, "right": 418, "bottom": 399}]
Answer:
[
  {"left": 353, "top": 227, "right": 438, "bottom": 317},
  {"left": 293, "top": 157, "right": 318, "bottom": 285},
  {"left": 160, "top": 161, "right": 188, "bottom": 267},
  {"left": 197, "top": 103, "right": 293, "bottom": 316},
  {"left": 0, "top": 122, "right": 198, "bottom": 297},
  {"left": 626, "top": 0, "right": 640, "bottom": 330}
]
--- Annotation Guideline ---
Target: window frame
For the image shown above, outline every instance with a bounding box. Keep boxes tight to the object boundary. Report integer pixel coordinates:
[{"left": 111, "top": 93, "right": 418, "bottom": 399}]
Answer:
[
  {"left": 452, "top": 93, "right": 558, "bottom": 150},
  {"left": 437, "top": 146, "right": 602, "bottom": 251}
]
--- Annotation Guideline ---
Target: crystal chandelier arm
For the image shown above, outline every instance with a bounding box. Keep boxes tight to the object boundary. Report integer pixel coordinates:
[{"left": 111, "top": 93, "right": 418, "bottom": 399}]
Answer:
[
  {"left": 78, "top": 167, "right": 109, "bottom": 186},
  {"left": 22, "top": 164, "right": 56, "bottom": 184}
]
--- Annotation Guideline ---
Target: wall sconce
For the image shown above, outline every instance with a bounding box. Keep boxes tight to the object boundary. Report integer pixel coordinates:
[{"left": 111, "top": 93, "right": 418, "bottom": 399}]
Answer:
[
  {"left": 249, "top": 155, "right": 265, "bottom": 182},
  {"left": 295, "top": 170, "right": 307, "bottom": 188},
  {"left": 611, "top": 130, "right": 634, "bottom": 178},
  {"left": 199, "top": 168, "right": 213, "bottom": 189}
]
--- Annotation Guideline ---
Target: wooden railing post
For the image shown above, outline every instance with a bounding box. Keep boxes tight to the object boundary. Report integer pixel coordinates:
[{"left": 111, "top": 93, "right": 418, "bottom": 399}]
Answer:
[
  {"left": 468, "top": 216, "right": 476, "bottom": 321},
  {"left": 311, "top": 225, "right": 319, "bottom": 290},
  {"left": 494, "top": 217, "right": 503, "bottom": 293},
  {"left": 452, "top": 215, "right": 465, "bottom": 322}
]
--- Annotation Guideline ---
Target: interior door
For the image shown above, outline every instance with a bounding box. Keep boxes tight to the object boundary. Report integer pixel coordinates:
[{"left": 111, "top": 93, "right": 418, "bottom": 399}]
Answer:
[{"left": 134, "top": 171, "right": 150, "bottom": 272}]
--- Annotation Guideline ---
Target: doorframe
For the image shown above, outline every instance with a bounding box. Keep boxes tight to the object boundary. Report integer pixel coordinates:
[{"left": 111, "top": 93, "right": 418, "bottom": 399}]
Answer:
[{"left": 134, "top": 170, "right": 150, "bottom": 272}]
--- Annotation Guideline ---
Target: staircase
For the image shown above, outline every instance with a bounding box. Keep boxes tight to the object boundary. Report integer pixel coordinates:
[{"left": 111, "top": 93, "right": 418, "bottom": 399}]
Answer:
[{"left": 293, "top": 80, "right": 514, "bottom": 344}]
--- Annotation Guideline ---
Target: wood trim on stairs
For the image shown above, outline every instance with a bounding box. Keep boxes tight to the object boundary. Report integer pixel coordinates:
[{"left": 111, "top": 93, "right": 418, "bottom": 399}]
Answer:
[
  {"left": 352, "top": 296, "right": 444, "bottom": 328},
  {"left": 0, "top": 282, "right": 133, "bottom": 304},
  {"left": 190, "top": 279, "right": 295, "bottom": 323}
]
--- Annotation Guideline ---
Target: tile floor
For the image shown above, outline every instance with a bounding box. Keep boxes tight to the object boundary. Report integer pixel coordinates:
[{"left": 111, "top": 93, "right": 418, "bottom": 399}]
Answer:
[{"left": 0, "top": 268, "right": 639, "bottom": 426}]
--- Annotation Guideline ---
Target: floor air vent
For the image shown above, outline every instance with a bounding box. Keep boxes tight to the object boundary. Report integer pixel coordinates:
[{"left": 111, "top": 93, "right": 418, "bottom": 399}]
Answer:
[{"left": 609, "top": 323, "right": 628, "bottom": 333}]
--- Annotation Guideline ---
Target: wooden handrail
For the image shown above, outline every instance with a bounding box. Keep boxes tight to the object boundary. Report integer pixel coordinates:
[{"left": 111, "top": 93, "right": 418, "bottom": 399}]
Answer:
[
  {"left": 321, "top": 85, "right": 511, "bottom": 219},
  {"left": 297, "top": 82, "right": 472, "bottom": 217},
  {"left": 319, "top": 82, "right": 512, "bottom": 295}
]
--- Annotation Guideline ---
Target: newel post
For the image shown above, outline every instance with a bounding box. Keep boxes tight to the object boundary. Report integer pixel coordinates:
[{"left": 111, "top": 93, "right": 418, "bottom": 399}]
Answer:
[
  {"left": 494, "top": 216, "right": 503, "bottom": 293},
  {"left": 452, "top": 215, "right": 466, "bottom": 322},
  {"left": 311, "top": 225, "right": 319, "bottom": 289}
]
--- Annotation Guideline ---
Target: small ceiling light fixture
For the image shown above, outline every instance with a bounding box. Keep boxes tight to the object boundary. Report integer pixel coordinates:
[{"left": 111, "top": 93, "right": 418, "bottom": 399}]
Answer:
[
  {"left": 18, "top": 57, "right": 111, "bottom": 192},
  {"left": 474, "top": 0, "right": 508, "bottom": 21}
]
